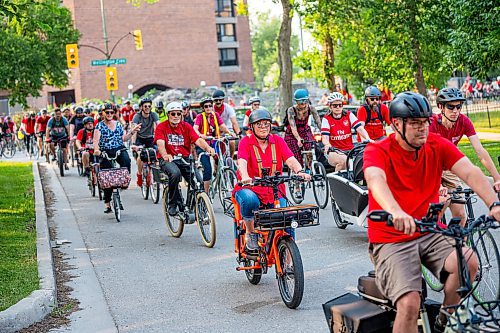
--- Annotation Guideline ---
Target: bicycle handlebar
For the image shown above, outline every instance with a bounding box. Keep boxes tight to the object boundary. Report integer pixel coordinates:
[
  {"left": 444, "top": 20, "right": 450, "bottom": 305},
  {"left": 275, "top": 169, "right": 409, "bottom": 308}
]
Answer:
[
  {"left": 237, "top": 174, "right": 305, "bottom": 187},
  {"left": 100, "top": 148, "right": 127, "bottom": 161}
]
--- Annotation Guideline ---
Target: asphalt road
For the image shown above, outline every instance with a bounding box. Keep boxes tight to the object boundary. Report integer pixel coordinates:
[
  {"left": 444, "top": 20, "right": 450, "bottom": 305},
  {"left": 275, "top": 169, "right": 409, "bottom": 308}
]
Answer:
[{"left": 47, "top": 158, "right": 496, "bottom": 333}]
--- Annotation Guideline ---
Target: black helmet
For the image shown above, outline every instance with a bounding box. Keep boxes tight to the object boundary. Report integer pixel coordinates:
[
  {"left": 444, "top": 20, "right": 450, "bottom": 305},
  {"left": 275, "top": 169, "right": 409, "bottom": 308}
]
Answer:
[
  {"left": 436, "top": 88, "right": 465, "bottom": 105},
  {"left": 248, "top": 108, "right": 272, "bottom": 125},
  {"left": 102, "top": 103, "right": 114, "bottom": 111},
  {"left": 155, "top": 100, "right": 164, "bottom": 109},
  {"left": 365, "top": 86, "right": 382, "bottom": 98},
  {"left": 75, "top": 106, "right": 84, "bottom": 114},
  {"left": 84, "top": 108, "right": 91, "bottom": 114},
  {"left": 83, "top": 116, "right": 94, "bottom": 125},
  {"left": 139, "top": 97, "right": 152, "bottom": 106},
  {"left": 212, "top": 89, "right": 225, "bottom": 100},
  {"left": 389, "top": 92, "right": 432, "bottom": 119},
  {"left": 199, "top": 96, "right": 213, "bottom": 107}
]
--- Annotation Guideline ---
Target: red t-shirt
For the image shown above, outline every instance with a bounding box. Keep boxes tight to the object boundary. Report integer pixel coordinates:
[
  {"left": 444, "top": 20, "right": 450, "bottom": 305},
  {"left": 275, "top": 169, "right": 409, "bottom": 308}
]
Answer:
[
  {"left": 429, "top": 113, "right": 476, "bottom": 146},
  {"left": 76, "top": 129, "right": 95, "bottom": 153},
  {"left": 121, "top": 105, "right": 133, "bottom": 122},
  {"left": 234, "top": 134, "right": 294, "bottom": 205},
  {"left": 6, "top": 121, "right": 15, "bottom": 133},
  {"left": 321, "top": 112, "right": 361, "bottom": 151},
  {"left": 245, "top": 109, "right": 252, "bottom": 117},
  {"left": 154, "top": 121, "right": 199, "bottom": 158},
  {"left": 35, "top": 116, "right": 49, "bottom": 133},
  {"left": 356, "top": 104, "right": 391, "bottom": 141},
  {"left": 22, "top": 117, "right": 36, "bottom": 134},
  {"left": 363, "top": 133, "right": 464, "bottom": 243}
]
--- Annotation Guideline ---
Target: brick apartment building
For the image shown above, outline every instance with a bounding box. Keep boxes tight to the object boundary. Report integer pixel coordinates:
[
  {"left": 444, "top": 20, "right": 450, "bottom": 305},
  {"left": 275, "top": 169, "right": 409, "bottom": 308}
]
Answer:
[{"left": 29, "top": 0, "right": 253, "bottom": 108}]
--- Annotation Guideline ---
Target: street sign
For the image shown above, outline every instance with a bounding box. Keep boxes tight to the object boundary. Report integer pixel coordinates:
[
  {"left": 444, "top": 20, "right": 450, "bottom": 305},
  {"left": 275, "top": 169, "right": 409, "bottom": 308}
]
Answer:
[{"left": 91, "top": 58, "right": 127, "bottom": 66}]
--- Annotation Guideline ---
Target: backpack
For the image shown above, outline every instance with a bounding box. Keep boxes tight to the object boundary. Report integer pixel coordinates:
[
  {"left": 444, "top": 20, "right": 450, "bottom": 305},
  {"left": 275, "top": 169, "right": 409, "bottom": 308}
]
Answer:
[{"left": 363, "top": 105, "right": 383, "bottom": 124}]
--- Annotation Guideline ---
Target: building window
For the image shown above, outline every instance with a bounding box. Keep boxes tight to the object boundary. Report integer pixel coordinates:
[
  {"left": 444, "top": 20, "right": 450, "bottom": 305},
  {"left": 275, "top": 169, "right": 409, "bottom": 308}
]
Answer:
[
  {"left": 215, "top": 0, "right": 234, "bottom": 17},
  {"left": 217, "top": 23, "right": 236, "bottom": 42},
  {"left": 219, "top": 48, "right": 238, "bottom": 66}
]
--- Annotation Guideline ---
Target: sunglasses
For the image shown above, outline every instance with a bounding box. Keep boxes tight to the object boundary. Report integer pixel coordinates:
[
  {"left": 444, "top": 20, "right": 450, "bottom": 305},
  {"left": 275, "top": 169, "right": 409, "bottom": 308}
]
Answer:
[
  {"left": 214, "top": 99, "right": 224, "bottom": 102},
  {"left": 330, "top": 104, "right": 343, "bottom": 108},
  {"left": 169, "top": 112, "right": 182, "bottom": 117},
  {"left": 203, "top": 104, "right": 213, "bottom": 109},
  {"left": 369, "top": 97, "right": 380, "bottom": 101},
  {"left": 143, "top": 105, "right": 152, "bottom": 109},
  {"left": 445, "top": 104, "right": 462, "bottom": 110},
  {"left": 105, "top": 111, "right": 115, "bottom": 115},
  {"left": 252, "top": 103, "right": 260, "bottom": 106}
]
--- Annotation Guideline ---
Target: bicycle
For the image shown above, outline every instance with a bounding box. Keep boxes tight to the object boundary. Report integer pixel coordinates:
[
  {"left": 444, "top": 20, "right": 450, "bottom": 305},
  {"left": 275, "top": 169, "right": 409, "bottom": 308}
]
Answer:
[
  {"left": 27, "top": 134, "right": 38, "bottom": 159},
  {"left": 85, "top": 153, "right": 102, "bottom": 200},
  {"left": 160, "top": 155, "right": 217, "bottom": 248},
  {"left": 0, "top": 133, "right": 16, "bottom": 159},
  {"left": 37, "top": 132, "right": 51, "bottom": 163},
  {"left": 200, "top": 135, "right": 238, "bottom": 212},
  {"left": 135, "top": 146, "right": 158, "bottom": 202},
  {"left": 51, "top": 138, "right": 67, "bottom": 177},
  {"left": 287, "top": 139, "right": 329, "bottom": 208},
  {"left": 225, "top": 171, "right": 320, "bottom": 309},
  {"left": 99, "top": 149, "right": 128, "bottom": 222},
  {"left": 422, "top": 186, "right": 500, "bottom": 308}
]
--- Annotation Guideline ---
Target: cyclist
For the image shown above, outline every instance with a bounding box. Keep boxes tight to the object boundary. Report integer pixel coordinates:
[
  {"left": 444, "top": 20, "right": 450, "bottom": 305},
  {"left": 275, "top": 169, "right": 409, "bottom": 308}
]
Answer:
[
  {"left": 212, "top": 89, "right": 241, "bottom": 158},
  {"left": 46, "top": 108, "right": 70, "bottom": 168},
  {"left": 181, "top": 101, "right": 195, "bottom": 126},
  {"left": 363, "top": 92, "right": 500, "bottom": 333},
  {"left": 321, "top": 92, "right": 371, "bottom": 171},
  {"left": 154, "top": 100, "right": 165, "bottom": 117},
  {"left": 121, "top": 100, "right": 133, "bottom": 130},
  {"left": 94, "top": 103, "right": 139, "bottom": 213},
  {"left": 430, "top": 87, "right": 500, "bottom": 225},
  {"left": 75, "top": 117, "right": 95, "bottom": 176},
  {"left": 242, "top": 96, "right": 261, "bottom": 129},
  {"left": 129, "top": 103, "right": 140, "bottom": 124},
  {"left": 20, "top": 112, "right": 37, "bottom": 156},
  {"left": 154, "top": 102, "right": 215, "bottom": 216},
  {"left": 69, "top": 107, "right": 85, "bottom": 157},
  {"left": 356, "top": 86, "right": 391, "bottom": 141},
  {"left": 35, "top": 109, "right": 50, "bottom": 156},
  {"left": 284, "top": 89, "right": 322, "bottom": 166},
  {"left": 62, "top": 107, "right": 71, "bottom": 121},
  {"left": 233, "top": 109, "right": 311, "bottom": 251},
  {"left": 131, "top": 97, "right": 159, "bottom": 187},
  {"left": 193, "top": 96, "right": 232, "bottom": 193}
]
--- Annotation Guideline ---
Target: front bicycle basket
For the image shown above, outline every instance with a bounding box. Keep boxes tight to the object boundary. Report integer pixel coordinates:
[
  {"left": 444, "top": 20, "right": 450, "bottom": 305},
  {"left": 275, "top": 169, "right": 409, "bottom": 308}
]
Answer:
[{"left": 254, "top": 204, "right": 320, "bottom": 230}]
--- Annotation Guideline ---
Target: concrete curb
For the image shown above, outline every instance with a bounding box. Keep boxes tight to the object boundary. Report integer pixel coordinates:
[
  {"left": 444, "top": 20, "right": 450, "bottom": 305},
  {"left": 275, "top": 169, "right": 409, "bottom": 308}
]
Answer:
[{"left": 0, "top": 162, "right": 57, "bottom": 332}]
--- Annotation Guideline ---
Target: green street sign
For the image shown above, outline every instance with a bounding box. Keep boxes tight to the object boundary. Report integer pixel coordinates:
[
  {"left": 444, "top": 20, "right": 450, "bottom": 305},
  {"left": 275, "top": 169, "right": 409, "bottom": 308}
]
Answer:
[{"left": 91, "top": 58, "right": 127, "bottom": 66}]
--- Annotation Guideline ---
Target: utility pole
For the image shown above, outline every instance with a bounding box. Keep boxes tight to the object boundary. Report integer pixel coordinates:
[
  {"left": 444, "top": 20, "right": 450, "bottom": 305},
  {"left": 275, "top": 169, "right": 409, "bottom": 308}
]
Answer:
[{"left": 99, "top": 0, "right": 113, "bottom": 101}]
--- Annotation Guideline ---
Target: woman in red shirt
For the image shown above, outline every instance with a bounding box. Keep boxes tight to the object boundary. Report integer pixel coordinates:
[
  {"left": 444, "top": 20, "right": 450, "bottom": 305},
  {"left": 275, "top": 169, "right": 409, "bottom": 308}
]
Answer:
[{"left": 234, "top": 109, "right": 310, "bottom": 251}]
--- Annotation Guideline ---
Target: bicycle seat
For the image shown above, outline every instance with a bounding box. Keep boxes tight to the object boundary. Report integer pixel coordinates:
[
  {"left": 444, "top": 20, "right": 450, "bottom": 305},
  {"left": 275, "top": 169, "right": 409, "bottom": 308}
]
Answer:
[{"left": 357, "top": 271, "right": 391, "bottom": 305}]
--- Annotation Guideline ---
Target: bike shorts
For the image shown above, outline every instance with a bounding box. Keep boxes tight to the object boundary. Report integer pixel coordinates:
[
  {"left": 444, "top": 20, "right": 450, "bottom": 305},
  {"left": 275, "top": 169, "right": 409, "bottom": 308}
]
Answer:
[
  {"left": 51, "top": 137, "right": 68, "bottom": 148},
  {"left": 36, "top": 132, "right": 45, "bottom": 138},
  {"left": 134, "top": 136, "right": 155, "bottom": 148},
  {"left": 369, "top": 233, "right": 454, "bottom": 305}
]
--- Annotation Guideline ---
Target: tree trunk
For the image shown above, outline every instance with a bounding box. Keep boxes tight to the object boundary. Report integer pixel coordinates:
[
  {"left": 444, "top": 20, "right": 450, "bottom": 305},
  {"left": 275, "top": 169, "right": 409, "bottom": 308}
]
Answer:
[
  {"left": 278, "top": 0, "right": 293, "bottom": 118},
  {"left": 407, "top": 1, "right": 427, "bottom": 96},
  {"left": 323, "top": 30, "right": 336, "bottom": 92}
]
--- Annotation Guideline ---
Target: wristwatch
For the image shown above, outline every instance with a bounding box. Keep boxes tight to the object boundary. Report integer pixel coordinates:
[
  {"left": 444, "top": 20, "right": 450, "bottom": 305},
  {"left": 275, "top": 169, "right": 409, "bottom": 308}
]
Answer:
[{"left": 489, "top": 202, "right": 500, "bottom": 210}]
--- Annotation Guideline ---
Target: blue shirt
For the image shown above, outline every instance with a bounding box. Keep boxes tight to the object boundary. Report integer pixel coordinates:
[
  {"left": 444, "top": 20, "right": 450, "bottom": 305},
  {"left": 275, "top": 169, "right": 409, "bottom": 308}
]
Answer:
[{"left": 96, "top": 121, "right": 124, "bottom": 150}]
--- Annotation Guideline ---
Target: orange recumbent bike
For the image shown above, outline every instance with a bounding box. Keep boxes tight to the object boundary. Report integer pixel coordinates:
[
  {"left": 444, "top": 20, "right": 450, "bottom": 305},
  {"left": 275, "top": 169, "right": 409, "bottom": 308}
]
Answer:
[{"left": 223, "top": 169, "right": 320, "bottom": 309}]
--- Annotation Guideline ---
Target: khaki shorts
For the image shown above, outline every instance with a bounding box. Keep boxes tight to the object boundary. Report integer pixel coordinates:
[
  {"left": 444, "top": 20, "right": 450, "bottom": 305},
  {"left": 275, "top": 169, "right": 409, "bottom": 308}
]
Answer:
[
  {"left": 369, "top": 233, "right": 454, "bottom": 304},
  {"left": 441, "top": 170, "right": 462, "bottom": 190}
]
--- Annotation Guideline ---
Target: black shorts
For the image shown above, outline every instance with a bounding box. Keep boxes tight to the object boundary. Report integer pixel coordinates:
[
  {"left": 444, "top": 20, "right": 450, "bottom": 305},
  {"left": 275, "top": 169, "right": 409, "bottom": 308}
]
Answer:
[
  {"left": 51, "top": 137, "right": 68, "bottom": 149},
  {"left": 134, "top": 136, "right": 155, "bottom": 148}
]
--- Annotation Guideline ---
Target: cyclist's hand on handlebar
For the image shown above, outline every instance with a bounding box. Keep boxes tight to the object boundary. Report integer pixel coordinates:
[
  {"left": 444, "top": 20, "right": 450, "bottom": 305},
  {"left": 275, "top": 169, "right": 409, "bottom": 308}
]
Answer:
[
  {"left": 438, "top": 185, "right": 449, "bottom": 202},
  {"left": 131, "top": 145, "right": 138, "bottom": 151},
  {"left": 490, "top": 205, "right": 500, "bottom": 222},
  {"left": 94, "top": 149, "right": 101, "bottom": 156},
  {"left": 297, "top": 171, "right": 311, "bottom": 181},
  {"left": 206, "top": 147, "right": 216, "bottom": 156},
  {"left": 240, "top": 176, "right": 253, "bottom": 185},
  {"left": 493, "top": 180, "right": 500, "bottom": 193},
  {"left": 391, "top": 209, "right": 416, "bottom": 235},
  {"left": 162, "top": 154, "right": 173, "bottom": 162}
]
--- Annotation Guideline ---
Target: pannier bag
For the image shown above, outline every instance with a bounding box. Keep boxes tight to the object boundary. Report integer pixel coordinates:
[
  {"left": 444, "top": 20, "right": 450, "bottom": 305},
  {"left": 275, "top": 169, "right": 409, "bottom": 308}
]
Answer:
[
  {"left": 98, "top": 167, "right": 131, "bottom": 189},
  {"left": 140, "top": 147, "right": 157, "bottom": 163}
]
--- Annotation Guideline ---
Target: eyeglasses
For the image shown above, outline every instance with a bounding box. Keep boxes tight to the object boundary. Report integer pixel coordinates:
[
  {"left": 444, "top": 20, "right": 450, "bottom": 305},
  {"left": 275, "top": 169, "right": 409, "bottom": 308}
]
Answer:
[
  {"left": 406, "top": 119, "right": 429, "bottom": 129},
  {"left": 330, "top": 103, "right": 343, "bottom": 108},
  {"left": 203, "top": 104, "right": 213, "bottom": 109},
  {"left": 296, "top": 99, "right": 308, "bottom": 104},
  {"left": 252, "top": 103, "right": 260, "bottom": 107},
  {"left": 169, "top": 112, "right": 182, "bottom": 117},
  {"left": 368, "top": 97, "right": 380, "bottom": 102},
  {"left": 445, "top": 103, "right": 462, "bottom": 111},
  {"left": 105, "top": 111, "right": 115, "bottom": 115},
  {"left": 254, "top": 121, "right": 271, "bottom": 128}
]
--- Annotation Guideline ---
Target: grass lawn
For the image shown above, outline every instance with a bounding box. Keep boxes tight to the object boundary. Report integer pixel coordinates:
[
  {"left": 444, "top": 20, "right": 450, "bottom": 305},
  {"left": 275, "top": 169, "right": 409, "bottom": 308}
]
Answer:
[
  {"left": 458, "top": 140, "right": 500, "bottom": 174},
  {"left": 0, "top": 162, "right": 38, "bottom": 311},
  {"left": 467, "top": 109, "right": 500, "bottom": 132}
]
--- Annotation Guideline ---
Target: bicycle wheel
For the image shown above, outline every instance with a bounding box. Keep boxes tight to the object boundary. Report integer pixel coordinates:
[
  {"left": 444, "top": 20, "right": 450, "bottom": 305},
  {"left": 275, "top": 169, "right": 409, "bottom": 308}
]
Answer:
[
  {"left": 287, "top": 174, "right": 305, "bottom": 204},
  {"left": 244, "top": 258, "right": 262, "bottom": 285},
  {"left": 331, "top": 198, "right": 349, "bottom": 229},
  {"left": 217, "top": 168, "right": 237, "bottom": 212},
  {"left": 195, "top": 192, "right": 216, "bottom": 248},
  {"left": 44, "top": 144, "right": 50, "bottom": 163},
  {"left": 70, "top": 144, "right": 75, "bottom": 167},
  {"left": 141, "top": 168, "right": 150, "bottom": 200},
  {"left": 2, "top": 142, "right": 15, "bottom": 158},
  {"left": 421, "top": 265, "right": 444, "bottom": 292},
  {"left": 470, "top": 229, "right": 500, "bottom": 305},
  {"left": 276, "top": 238, "right": 304, "bottom": 309},
  {"left": 32, "top": 140, "right": 39, "bottom": 160},
  {"left": 77, "top": 159, "right": 83, "bottom": 176},
  {"left": 162, "top": 187, "right": 184, "bottom": 238},
  {"left": 57, "top": 149, "right": 64, "bottom": 177},
  {"left": 312, "top": 161, "right": 329, "bottom": 209},
  {"left": 112, "top": 192, "right": 121, "bottom": 222},
  {"left": 88, "top": 174, "right": 95, "bottom": 197},
  {"left": 150, "top": 181, "right": 160, "bottom": 204}
]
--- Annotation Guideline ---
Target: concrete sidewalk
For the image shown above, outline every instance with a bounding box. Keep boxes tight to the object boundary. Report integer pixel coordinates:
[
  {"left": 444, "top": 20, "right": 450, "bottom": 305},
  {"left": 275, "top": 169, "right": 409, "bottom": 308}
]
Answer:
[{"left": 476, "top": 131, "right": 500, "bottom": 141}]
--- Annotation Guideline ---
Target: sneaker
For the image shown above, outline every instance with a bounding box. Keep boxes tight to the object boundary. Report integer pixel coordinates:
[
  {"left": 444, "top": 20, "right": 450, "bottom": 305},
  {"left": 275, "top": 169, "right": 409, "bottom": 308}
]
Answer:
[
  {"left": 168, "top": 204, "right": 179, "bottom": 216},
  {"left": 64, "top": 164, "right": 69, "bottom": 170},
  {"left": 104, "top": 207, "right": 112, "bottom": 214},
  {"left": 136, "top": 172, "right": 143, "bottom": 187},
  {"left": 52, "top": 157, "right": 56, "bottom": 162},
  {"left": 245, "top": 232, "right": 259, "bottom": 252},
  {"left": 434, "top": 313, "right": 447, "bottom": 333},
  {"left": 84, "top": 169, "right": 90, "bottom": 177}
]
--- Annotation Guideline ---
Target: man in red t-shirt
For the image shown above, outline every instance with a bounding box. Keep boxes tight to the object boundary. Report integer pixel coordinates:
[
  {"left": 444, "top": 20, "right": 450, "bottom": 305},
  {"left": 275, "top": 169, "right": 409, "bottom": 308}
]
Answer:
[
  {"left": 430, "top": 88, "right": 500, "bottom": 224},
  {"left": 154, "top": 102, "right": 215, "bottom": 216},
  {"left": 76, "top": 117, "right": 95, "bottom": 176},
  {"left": 21, "top": 112, "right": 37, "bottom": 155},
  {"left": 363, "top": 92, "right": 500, "bottom": 333},
  {"left": 356, "top": 86, "right": 391, "bottom": 141},
  {"left": 35, "top": 109, "right": 50, "bottom": 155},
  {"left": 121, "top": 100, "right": 133, "bottom": 127},
  {"left": 233, "top": 109, "right": 310, "bottom": 251}
]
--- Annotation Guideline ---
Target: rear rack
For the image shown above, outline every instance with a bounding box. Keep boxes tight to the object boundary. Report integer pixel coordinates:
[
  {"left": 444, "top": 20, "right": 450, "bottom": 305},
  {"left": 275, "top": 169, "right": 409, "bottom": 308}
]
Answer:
[{"left": 254, "top": 204, "right": 320, "bottom": 230}]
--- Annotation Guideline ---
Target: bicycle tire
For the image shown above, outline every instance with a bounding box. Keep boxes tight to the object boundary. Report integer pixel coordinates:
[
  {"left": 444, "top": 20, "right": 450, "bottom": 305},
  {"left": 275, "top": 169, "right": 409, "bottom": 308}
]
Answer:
[
  {"left": 195, "top": 192, "right": 216, "bottom": 248},
  {"left": 218, "top": 168, "right": 237, "bottom": 212},
  {"left": 70, "top": 144, "right": 75, "bottom": 167},
  {"left": 287, "top": 172, "right": 305, "bottom": 204},
  {"left": 150, "top": 181, "right": 160, "bottom": 204},
  {"left": 112, "top": 192, "right": 121, "bottom": 222},
  {"left": 277, "top": 238, "right": 304, "bottom": 309},
  {"left": 141, "top": 168, "right": 150, "bottom": 200},
  {"left": 2, "top": 142, "right": 15, "bottom": 158},
  {"left": 162, "top": 187, "right": 184, "bottom": 238},
  {"left": 88, "top": 174, "right": 95, "bottom": 197},
  {"left": 331, "top": 198, "right": 349, "bottom": 229},
  {"left": 244, "top": 258, "right": 262, "bottom": 285},
  {"left": 312, "top": 161, "right": 329, "bottom": 209},
  {"left": 58, "top": 149, "right": 64, "bottom": 177},
  {"left": 422, "top": 265, "right": 444, "bottom": 292},
  {"left": 470, "top": 229, "right": 500, "bottom": 305},
  {"left": 44, "top": 144, "right": 50, "bottom": 163}
]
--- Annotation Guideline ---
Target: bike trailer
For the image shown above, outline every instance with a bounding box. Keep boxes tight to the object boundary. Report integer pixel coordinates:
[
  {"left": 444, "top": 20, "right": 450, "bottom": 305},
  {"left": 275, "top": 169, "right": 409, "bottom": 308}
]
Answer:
[
  {"left": 323, "top": 292, "right": 394, "bottom": 333},
  {"left": 327, "top": 172, "right": 368, "bottom": 217},
  {"left": 98, "top": 167, "right": 131, "bottom": 189}
]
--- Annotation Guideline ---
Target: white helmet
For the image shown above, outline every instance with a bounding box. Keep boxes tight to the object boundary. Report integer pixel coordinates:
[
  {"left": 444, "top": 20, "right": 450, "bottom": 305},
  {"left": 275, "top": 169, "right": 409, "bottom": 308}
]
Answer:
[
  {"left": 133, "top": 104, "right": 140, "bottom": 111},
  {"left": 166, "top": 102, "right": 183, "bottom": 113},
  {"left": 327, "top": 92, "right": 344, "bottom": 103}
]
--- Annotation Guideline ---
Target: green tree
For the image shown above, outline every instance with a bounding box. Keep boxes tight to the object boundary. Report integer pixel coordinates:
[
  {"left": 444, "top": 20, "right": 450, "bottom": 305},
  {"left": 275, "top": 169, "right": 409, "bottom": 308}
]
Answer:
[{"left": 0, "top": 0, "right": 80, "bottom": 106}]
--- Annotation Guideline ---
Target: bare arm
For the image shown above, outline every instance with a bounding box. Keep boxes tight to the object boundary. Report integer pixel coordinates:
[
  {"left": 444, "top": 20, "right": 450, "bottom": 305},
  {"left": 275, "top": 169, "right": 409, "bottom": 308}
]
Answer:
[
  {"left": 69, "top": 124, "right": 75, "bottom": 138},
  {"left": 310, "top": 106, "right": 322, "bottom": 129},
  {"left": 243, "top": 115, "right": 250, "bottom": 127},
  {"left": 356, "top": 125, "right": 372, "bottom": 142},
  {"left": 156, "top": 139, "right": 170, "bottom": 161},
  {"left": 230, "top": 116, "right": 240, "bottom": 134},
  {"left": 238, "top": 158, "right": 251, "bottom": 183},
  {"left": 287, "top": 107, "right": 301, "bottom": 142},
  {"left": 221, "top": 124, "right": 231, "bottom": 135},
  {"left": 468, "top": 135, "right": 500, "bottom": 188},
  {"left": 195, "top": 137, "right": 212, "bottom": 151},
  {"left": 285, "top": 156, "right": 304, "bottom": 174},
  {"left": 93, "top": 129, "right": 101, "bottom": 153}
]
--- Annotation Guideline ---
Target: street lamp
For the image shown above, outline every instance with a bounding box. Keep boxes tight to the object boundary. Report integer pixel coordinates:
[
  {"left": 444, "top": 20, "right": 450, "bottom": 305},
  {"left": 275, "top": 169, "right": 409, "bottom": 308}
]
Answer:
[
  {"left": 128, "top": 84, "right": 133, "bottom": 99},
  {"left": 200, "top": 81, "right": 206, "bottom": 87}
]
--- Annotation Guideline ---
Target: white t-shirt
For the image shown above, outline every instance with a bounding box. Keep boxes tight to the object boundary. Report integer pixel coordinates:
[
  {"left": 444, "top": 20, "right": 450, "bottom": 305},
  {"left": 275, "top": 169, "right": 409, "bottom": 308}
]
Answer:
[{"left": 218, "top": 103, "right": 236, "bottom": 130}]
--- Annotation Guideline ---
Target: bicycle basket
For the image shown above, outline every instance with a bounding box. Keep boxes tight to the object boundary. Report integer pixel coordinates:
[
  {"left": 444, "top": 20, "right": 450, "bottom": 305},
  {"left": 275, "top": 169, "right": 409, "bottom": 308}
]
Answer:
[
  {"left": 254, "top": 204, "right": 320, "bottom": 230},
  {"left": 140, "top": 148, "right": 157, "bottom": 163},
  {"left": 151, "top": 165, "right": 168, "bottom": 183},
  {"left": 98, "top": 167, "right": 131, "bottom": 189}
]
